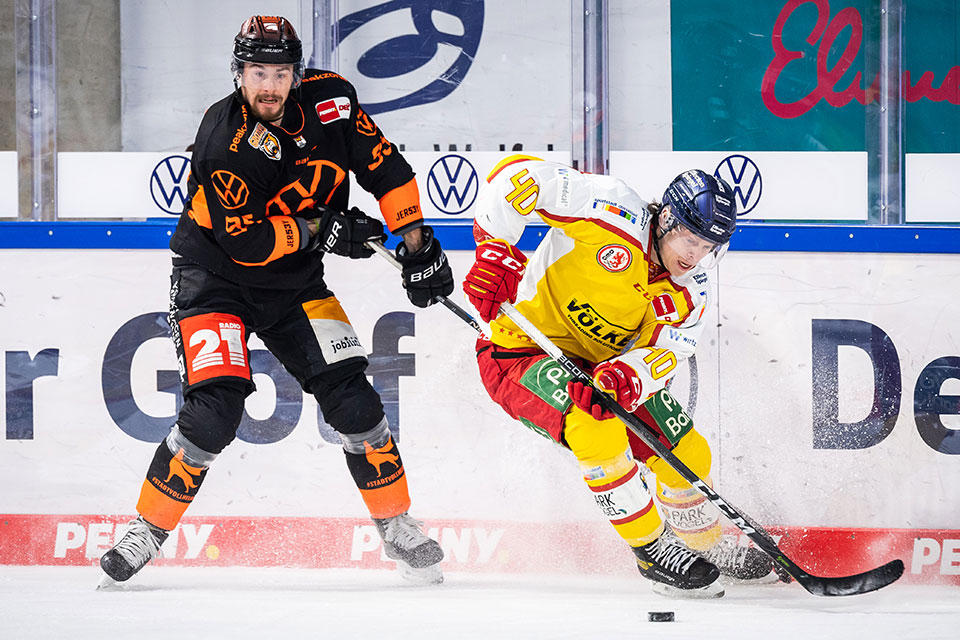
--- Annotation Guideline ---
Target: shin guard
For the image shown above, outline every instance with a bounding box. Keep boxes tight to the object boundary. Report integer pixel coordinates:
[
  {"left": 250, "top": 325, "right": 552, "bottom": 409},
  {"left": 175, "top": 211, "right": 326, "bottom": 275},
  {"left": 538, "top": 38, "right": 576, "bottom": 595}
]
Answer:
[
  {"left": 656, "top": 480, "right": 722, "bottom": 551},
  {"left": 581, "top": 452, "right": 663, "bottom": 547},
  {"left": 136, "top": 425, "right": 217, "bottom": 531},
  {"left": 340, "top": 418, "right": 411, "bottom": 519}
]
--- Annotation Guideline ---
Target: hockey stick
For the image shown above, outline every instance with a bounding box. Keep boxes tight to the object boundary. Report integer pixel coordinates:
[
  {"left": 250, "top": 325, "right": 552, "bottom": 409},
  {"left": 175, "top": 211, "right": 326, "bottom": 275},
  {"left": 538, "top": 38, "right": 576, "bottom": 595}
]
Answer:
[{"left": 367, "top": 240, "right": 904, "bottom": 596}]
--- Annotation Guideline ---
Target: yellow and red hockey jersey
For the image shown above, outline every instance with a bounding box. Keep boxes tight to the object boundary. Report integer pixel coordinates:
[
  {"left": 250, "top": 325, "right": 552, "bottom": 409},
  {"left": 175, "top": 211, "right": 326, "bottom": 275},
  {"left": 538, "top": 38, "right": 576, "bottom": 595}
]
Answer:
[{"left": 473, "top": 155, "right": 713, "bottom": 401}]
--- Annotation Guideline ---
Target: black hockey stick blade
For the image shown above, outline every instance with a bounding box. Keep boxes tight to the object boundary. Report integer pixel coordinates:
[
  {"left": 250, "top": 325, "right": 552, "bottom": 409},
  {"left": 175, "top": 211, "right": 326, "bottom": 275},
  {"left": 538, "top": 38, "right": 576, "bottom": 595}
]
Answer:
[
  {"left": 793, "top": 558, "right": 904, "bottom": 597},
  {"left": 724, "top": 496, "right": 905, "bottom": 596}
]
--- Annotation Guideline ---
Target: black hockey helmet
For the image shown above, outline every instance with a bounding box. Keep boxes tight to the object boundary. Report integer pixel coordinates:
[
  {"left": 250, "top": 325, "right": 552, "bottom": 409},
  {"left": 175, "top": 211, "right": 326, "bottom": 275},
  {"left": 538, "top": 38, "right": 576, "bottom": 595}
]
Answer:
[{"left": 232, "top": 16, "right": 304, "bottom": 85}]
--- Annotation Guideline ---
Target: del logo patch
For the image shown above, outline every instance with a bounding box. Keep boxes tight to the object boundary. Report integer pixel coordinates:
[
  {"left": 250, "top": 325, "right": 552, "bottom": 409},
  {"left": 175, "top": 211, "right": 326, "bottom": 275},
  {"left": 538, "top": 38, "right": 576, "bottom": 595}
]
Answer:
[
  {"left": 652, "top": 294, "right": 679, "bottom": 321},
  {"left": 597, "top": 244, "right": 632, "bottom": 272},
  {"left": 316, "top": 97, "right": 352, "bottom": 124}
]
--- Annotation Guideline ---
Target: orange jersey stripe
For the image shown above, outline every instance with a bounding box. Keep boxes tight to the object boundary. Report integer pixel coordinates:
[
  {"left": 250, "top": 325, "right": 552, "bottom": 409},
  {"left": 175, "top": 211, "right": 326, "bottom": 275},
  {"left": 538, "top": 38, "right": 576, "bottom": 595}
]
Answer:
[
  {"left": 378, "top": 178, "right": 423, "bottom": 233},
  {"left": 233, "top": 216, "right": 301, "bottom": 267},
  {"left": 187, "top": 186, "right": 213, "bottom": 229}
]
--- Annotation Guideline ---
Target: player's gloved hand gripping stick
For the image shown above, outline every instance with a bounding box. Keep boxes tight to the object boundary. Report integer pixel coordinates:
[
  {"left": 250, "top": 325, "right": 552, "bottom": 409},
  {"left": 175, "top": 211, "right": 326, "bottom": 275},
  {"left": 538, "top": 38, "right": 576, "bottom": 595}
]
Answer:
[
  {"left": 366, "top": 240, "right": 904, "bottom": 597},
  {"left": 307, "top": 205, "right": 386, "bottom": 259}
]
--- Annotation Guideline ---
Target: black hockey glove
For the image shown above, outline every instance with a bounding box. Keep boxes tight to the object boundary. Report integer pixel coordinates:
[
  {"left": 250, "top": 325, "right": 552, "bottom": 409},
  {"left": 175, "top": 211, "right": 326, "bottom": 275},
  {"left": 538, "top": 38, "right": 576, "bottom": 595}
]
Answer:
[
  {"left": 395, "top": 225, "right": 455, "bottom": 308},
  {"left": 306, "top": 206, "right": 386, "bottom": 259}
]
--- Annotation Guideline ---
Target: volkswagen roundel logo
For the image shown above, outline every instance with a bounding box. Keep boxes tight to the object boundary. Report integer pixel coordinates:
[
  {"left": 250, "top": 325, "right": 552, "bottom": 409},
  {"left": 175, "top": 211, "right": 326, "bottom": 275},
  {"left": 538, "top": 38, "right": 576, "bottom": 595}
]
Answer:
[
  {"left": 427, "top": 154, "right": 479, "bottom": 215},
  {"left": 150, "top": 155, "right": 191, "bottom": 215},
  {"left": 714, "top": 154, "right": 762, "bottom": 215}
]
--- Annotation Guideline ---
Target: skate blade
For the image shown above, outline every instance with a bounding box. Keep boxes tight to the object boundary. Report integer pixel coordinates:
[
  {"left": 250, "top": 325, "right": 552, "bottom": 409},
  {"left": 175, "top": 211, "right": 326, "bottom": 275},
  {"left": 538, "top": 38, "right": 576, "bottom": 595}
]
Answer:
[
  {"left": 719, "top": 569, "right": 782, "bottom": 586},
  {"left": 396, "top": 560, "right": 444, "bottom": 586},
  {"left": 651, "top": 581, "right": 724, "bottom": 599},
  {"left": 96, "top": 573, "right": 127, "bottom": 591}
]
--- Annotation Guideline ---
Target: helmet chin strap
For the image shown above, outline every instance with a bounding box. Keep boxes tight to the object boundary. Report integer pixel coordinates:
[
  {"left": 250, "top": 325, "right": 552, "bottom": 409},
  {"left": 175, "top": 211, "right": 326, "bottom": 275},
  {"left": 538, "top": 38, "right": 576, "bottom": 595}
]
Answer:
[{"left": 651, "top": 212, "right": 669, "bottom": 272}]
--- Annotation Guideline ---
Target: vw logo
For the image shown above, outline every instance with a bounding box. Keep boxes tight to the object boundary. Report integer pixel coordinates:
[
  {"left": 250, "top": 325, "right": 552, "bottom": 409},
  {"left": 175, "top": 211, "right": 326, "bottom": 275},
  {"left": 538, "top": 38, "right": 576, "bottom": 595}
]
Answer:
[
  {"left": 714, "top": 154, "right": 761, "bottom": 215},
  {"left": 427, "top": 154, "right": 479, "bottom": 215},
  {"left": 150, "top": 155, "right": 191, "bottom": 215}
]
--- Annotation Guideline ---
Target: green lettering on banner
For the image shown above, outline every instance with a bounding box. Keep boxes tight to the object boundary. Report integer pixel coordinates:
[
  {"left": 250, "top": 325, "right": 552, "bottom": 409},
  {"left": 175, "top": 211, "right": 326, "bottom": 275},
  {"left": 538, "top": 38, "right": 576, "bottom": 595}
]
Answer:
[
  {"left": 643, "top": 389, "right": 694, "bottom": 446},
  {"left": 519, "top": 358, "right": 573, "bottom": 412}
]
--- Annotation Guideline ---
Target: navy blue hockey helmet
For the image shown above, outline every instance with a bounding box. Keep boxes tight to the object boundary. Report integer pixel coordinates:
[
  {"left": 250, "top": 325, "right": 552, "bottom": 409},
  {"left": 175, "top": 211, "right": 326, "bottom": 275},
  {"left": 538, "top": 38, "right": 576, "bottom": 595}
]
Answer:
[{"left": 661, "top": 170, "right": 737, "bottom": 245}]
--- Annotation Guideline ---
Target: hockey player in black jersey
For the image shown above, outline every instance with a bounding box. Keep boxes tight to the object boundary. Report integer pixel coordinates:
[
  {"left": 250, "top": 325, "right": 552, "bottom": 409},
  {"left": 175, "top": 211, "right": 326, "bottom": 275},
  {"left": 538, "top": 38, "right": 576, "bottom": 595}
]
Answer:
[{"left": 100, "top": 15, "right": 453, "bottom": 587}]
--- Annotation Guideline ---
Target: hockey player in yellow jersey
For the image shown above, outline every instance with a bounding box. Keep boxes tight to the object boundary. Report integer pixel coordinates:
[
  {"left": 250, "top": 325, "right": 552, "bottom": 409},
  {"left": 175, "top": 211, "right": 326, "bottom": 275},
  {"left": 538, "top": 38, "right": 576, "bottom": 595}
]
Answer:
[{"left": 464, "top": 155, "right": 776, "bottom": 598}]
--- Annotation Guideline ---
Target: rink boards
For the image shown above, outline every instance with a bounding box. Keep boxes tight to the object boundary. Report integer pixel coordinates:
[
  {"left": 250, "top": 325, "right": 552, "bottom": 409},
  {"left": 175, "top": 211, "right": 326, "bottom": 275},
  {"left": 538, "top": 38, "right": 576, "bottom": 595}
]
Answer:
[
  {"left": 0, "top": 248, "right": 958, "bottom": 585},
  {"left": 0, "top": 514, "right": 957, "bottom": 586}
]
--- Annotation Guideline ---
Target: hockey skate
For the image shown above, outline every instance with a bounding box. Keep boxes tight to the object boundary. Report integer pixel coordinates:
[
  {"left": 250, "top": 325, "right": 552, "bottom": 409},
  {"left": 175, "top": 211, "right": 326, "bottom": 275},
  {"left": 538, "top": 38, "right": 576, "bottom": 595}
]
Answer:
[
  {"left": 97, "top": 516, "right": 168, "bottom": 589},
  {"left": 374, "top": 512, "right": 444, "bottom": 585},
  {"left": 633, "top": 533, "right": 723, "bottom": 599},
  {"left": 701, "top": 534, "right": 780, "bottom": 584}
]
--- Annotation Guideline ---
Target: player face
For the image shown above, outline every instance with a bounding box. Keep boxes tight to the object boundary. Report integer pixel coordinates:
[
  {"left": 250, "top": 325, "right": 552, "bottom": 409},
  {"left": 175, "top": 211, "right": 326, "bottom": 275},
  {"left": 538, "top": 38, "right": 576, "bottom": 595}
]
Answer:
[
  {"left": 657, "top": 217, "right": 720, "bottom": 277},
  {"left": 239, "top": 63, "right": 295, "bottom": 123}
]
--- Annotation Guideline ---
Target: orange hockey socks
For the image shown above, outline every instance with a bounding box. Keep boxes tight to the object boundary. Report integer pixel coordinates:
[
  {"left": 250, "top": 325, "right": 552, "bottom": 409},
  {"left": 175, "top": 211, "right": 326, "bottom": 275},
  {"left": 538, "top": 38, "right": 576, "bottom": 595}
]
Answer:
[
  {"left": 340, "top": 418, "right": 411, "bottom": 519},
  {"left": 136, "top": 425, "right": 216, "bottom": 531}
]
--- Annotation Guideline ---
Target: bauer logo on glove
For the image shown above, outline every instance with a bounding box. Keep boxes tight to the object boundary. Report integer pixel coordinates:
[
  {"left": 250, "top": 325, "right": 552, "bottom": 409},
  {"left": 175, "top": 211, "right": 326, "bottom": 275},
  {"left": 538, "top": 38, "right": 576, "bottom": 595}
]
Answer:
[
  {"left": 307, "top": 205, "right": 386, "bottom": 259},
  {"left": 394, "top": 225, "right": 455, "bottom": 308}
]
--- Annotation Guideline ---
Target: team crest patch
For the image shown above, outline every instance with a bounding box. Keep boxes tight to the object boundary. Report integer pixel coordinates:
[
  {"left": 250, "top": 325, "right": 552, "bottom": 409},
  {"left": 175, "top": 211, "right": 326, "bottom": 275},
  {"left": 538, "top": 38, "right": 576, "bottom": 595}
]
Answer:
[
  {"left": 316, "top": 97, "right": 352, "bottom": 124},
  {"left": 652, "top": 294, "right": 679, "bottom": 321},
  {"left": 248, "top": 123, "right": 281, "bottom": 161},
  {"left": 597, "top": 244, "right": 632, "bottom": 272}
]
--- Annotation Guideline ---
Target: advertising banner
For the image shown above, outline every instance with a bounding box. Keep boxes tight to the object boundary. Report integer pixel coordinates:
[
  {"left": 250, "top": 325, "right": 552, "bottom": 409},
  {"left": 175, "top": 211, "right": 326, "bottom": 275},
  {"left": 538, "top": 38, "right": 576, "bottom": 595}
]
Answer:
[
  {"left": 120, "top": 0, "right": 571, "bottom": 153},
  {"left": 0, "top": 152, "right": 16, "bottom": 219},
  {"left": 54, "top": 151, "right": 572, "bottom": 220},
  {"left": 1, "top": 249, "right": 958, "bottom": 584},
  {"left": 671, "top": 0, "right": 960, "bottom": 154},
  {"left": 611, "top": 151, "right": 866, "bottom": 221},
  {"left": 57, "top": 149, "right": 869, "bottom": 223},
  {"left": 905, "top": 153, "right": 960, "bottom": 223}
]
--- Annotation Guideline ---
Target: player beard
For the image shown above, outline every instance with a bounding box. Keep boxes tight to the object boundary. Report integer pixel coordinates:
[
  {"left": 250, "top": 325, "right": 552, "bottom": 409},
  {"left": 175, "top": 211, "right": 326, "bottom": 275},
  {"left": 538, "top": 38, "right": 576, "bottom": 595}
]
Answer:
[{"left": 250, "top": 95, "right": 286, "bottom": 123}]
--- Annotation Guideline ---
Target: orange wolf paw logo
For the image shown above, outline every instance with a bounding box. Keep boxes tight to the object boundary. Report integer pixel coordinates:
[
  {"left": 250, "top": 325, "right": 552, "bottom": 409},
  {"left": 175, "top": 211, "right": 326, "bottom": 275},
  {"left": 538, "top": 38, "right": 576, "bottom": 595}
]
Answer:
[
  {"left": 165, "top": 450, "right": 204, "bottom": 492},
  {"left": 364, "top": 438, "right": 400, "bottom": 478}
]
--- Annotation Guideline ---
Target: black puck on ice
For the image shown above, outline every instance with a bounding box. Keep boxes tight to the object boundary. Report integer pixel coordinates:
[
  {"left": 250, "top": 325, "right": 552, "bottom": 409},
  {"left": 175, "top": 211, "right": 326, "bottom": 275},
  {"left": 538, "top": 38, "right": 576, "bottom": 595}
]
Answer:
[{"left": 648, "top": 611, "right": 675, "bottom": 622}]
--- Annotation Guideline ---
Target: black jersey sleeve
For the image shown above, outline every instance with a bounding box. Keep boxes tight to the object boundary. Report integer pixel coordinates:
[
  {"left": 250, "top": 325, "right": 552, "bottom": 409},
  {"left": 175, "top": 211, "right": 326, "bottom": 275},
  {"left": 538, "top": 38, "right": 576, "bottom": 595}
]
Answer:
[
  {"left": 336, "top": 80, "right": 423, "bottom": 234},
  {"left": 345, "top": 101, "right": 414, "bottom": 199}
]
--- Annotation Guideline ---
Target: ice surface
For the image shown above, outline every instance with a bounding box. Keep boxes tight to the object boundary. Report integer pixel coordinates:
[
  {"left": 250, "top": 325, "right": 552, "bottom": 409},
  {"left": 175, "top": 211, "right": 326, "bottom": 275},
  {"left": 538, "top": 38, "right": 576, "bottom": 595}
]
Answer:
[{"left": 0, "top": 566, "right": 957, "bottom": 639}]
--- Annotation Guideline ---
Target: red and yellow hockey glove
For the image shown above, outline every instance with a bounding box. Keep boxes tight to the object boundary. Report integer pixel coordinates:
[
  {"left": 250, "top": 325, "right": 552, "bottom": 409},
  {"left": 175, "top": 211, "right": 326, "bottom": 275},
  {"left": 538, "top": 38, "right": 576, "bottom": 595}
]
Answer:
[
  {"left": 462, "top": 240, "right": 528, "bottom": 322},
  {"left": 567, "top": 360, "right": 643, "bottom": 420}
]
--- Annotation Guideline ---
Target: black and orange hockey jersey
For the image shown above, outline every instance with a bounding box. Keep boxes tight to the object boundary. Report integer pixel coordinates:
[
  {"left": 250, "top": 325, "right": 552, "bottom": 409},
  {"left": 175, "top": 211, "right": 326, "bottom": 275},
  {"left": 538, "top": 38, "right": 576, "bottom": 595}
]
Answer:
[{"left": 170, "top": 69, "right": 423, "bottom": 288}]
